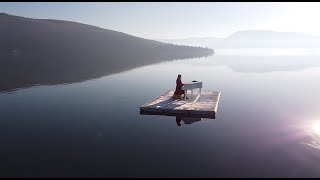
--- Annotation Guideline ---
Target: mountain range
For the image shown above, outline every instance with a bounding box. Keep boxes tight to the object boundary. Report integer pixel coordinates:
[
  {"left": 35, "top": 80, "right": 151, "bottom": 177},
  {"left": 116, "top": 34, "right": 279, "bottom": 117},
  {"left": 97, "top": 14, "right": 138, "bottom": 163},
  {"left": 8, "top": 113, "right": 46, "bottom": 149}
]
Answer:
[{"left": 155, "top": 30, "right": 320, "bottom": 48}]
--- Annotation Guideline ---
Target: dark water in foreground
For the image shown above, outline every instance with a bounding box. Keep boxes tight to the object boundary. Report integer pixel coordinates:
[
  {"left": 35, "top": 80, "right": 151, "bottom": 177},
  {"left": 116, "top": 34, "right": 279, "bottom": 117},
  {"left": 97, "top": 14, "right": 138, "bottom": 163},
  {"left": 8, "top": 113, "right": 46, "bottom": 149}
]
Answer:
[{"left": 1, "top": 48, "right": 320, "bottom": 177}]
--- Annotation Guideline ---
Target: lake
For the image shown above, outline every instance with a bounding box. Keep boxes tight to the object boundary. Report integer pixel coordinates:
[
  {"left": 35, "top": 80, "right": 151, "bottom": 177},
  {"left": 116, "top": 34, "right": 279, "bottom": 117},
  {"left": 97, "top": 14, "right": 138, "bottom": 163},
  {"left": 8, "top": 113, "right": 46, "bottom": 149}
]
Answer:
[{"left": 1, "top": 48, "right": 320, "bottom": 177}]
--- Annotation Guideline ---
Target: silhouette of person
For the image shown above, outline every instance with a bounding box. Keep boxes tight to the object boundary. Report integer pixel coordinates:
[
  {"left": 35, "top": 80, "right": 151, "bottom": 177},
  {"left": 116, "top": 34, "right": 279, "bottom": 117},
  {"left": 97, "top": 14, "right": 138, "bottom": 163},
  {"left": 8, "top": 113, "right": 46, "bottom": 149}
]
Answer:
[
  {"left": 173, "top": 74, "right": 188, "bottom": 99},
  {"left": 176, "top": 116, "right": 182, "bottom": 126}
]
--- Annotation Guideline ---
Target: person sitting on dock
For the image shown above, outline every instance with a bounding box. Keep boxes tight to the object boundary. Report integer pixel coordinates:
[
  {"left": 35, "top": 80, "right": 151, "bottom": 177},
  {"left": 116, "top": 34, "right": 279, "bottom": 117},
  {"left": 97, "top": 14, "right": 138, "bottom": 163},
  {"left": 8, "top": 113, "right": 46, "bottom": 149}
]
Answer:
[{"left": 172, "top": 74, "right": 188, "bottom": 99}]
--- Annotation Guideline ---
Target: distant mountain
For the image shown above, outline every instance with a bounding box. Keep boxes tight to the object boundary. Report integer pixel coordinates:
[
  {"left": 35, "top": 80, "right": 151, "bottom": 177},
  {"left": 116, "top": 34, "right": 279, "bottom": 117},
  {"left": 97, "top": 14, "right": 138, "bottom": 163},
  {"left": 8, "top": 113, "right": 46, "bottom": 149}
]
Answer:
[
  {"left": 226, "top": 30, "right": 318, "bottom": 41},
  {"left": 155, "top": 30, "right": 320, "bottom": 48},
  {"left": 0, "top": 13, "right": 214, "bottom": 92},
  {"left": 155, "top": 37, "right": 221, "bottom": 47}
]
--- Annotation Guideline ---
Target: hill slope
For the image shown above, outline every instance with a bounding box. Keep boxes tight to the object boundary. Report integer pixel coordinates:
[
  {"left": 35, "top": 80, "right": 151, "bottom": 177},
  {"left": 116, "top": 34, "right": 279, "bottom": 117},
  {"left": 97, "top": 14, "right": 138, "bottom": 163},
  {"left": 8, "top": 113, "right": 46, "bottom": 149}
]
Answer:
[{"left": 0, "top": 13, "right": 214, "bottom": 92}]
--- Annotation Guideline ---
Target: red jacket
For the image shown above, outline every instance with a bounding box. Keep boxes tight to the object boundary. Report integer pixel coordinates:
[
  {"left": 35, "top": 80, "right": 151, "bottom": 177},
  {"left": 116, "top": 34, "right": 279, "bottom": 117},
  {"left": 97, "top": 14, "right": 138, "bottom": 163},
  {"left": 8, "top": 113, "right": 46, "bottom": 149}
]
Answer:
[{"left": 174, "top": 78, "right": 184, "bottom": 95}]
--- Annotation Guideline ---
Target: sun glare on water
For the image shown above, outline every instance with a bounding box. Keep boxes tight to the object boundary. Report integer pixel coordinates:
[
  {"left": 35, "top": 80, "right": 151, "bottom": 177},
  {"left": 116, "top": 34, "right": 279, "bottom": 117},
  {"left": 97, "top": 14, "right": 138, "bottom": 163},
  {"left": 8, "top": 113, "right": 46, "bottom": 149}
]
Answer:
[{"left": 312, "top": 121, "right": 320, "bottom": 135}]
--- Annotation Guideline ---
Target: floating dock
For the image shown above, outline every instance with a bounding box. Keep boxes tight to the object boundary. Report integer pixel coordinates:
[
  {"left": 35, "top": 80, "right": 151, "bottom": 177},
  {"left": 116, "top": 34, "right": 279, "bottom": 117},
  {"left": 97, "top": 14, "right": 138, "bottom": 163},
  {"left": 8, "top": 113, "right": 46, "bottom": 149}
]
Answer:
[{"left": 140, "top": 90, "right": 221, "bottom": 119}]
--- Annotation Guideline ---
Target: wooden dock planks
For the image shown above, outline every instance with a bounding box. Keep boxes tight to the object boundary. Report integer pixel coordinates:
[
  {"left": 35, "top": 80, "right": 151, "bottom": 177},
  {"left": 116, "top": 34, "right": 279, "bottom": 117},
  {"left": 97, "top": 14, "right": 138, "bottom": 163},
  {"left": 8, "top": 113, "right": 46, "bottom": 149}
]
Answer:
[{"left": 140, "top": 90, "right": 221, "bottom": 119}]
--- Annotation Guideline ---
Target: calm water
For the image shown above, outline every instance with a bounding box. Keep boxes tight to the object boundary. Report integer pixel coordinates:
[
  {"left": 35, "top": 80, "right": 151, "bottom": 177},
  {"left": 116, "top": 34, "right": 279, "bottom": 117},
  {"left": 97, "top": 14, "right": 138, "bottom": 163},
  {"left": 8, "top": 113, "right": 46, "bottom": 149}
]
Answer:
[{"left": 1, "top": 48, "right": 320, "bottom": 177}]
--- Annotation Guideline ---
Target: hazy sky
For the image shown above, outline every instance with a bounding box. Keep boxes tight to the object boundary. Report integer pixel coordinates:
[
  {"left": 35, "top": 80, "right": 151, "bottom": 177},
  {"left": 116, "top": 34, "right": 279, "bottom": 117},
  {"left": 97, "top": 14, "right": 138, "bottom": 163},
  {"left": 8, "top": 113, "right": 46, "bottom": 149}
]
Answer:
[{"left": 1, "top": 2, "right": 320, "bottom": 39}]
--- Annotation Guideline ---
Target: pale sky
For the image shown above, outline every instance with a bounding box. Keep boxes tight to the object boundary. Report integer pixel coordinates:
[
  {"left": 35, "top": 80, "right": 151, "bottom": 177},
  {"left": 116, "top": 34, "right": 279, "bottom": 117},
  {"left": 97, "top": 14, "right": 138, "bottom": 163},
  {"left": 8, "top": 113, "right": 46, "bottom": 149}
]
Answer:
[{"left": 1, "top": 2, "right": 320, "bottom": 39}]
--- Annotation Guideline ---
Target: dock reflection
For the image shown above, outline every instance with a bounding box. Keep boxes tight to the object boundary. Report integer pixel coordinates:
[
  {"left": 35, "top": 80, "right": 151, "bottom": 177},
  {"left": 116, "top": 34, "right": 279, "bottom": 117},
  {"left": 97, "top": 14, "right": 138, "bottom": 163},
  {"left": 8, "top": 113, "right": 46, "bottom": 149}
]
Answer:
[{"left": 140, "top": 110, "right": 215, "bottom": 127}]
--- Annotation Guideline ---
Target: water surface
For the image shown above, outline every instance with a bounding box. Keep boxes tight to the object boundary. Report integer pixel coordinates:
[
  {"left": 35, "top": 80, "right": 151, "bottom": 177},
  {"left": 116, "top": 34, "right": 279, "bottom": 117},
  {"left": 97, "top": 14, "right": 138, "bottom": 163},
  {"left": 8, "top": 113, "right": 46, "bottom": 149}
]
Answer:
[{"left": 1, "top": 48, "right": 320, "bottom": 177}]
